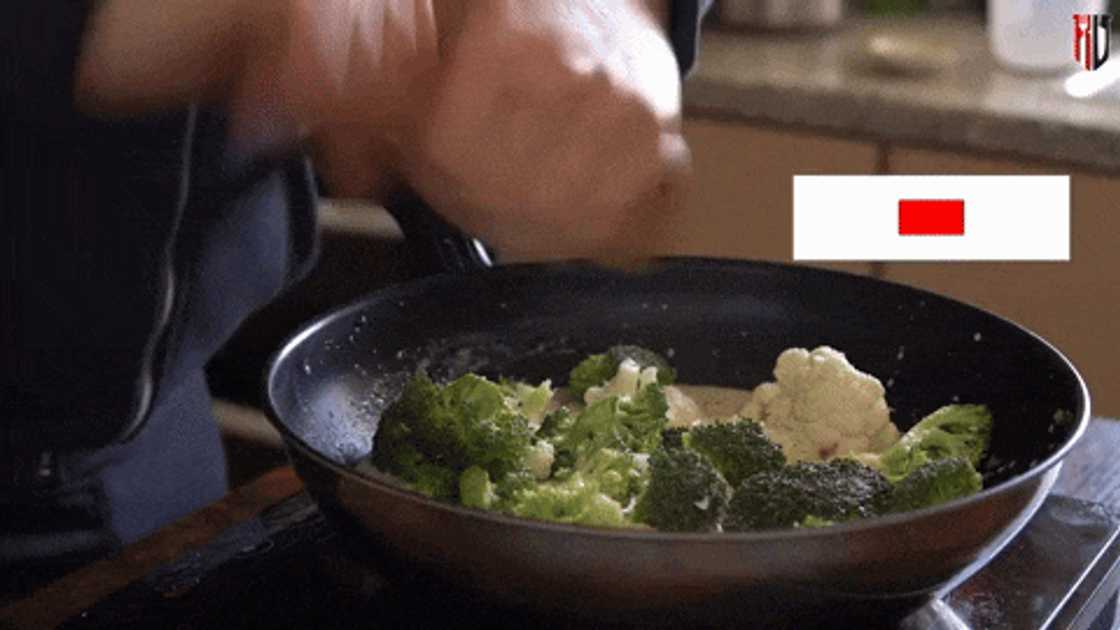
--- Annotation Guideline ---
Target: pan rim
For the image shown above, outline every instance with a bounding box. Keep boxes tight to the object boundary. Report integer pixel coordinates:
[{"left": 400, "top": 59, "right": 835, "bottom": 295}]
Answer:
[{"left": 263, "top": 257, "right": 1092, "bottom": 543}]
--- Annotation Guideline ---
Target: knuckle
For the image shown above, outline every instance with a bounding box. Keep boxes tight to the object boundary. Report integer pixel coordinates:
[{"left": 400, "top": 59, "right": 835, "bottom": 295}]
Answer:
[
  {"left": 519, "top": 35, "right": 585, "bottom": 89},
  {"left": 622, "top": 92, "right": 663, "bottom": 134}
]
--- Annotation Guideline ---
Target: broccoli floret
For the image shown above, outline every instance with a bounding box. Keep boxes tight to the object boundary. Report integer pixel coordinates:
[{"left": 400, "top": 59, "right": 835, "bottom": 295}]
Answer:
[
  {"left": 552, "top": 384, "right": 669, "bottom": 465},
  {"left": 633, "top": 448, "right": 732, "bottom": 532},
  {"left": 506, "top": 473, "right": 628, "bottom": 528},
  {"left": 537, "top": 403, "right": 577, "bottom": 473},
  {"left": 686, "top": 420, "right": 786, "bottom": 487},
  {"left": 373, "top": 440, "right": 458, "bottom": 500},
  {"left": 618, "top": 384, "right": 671, "bottom": 452},
  {"left": 724, "top": 459, "right": 891, "bottom": 531},
  {"left": 887, "top": 456, "right": 982, "bottom": 513},
  {"left": 878, "top": 405, "right": 992, "bottom": 482},
  {"left": 537, "top": 407, "right": 575, "bottom": 441},
  {"left": 412, "top": 463, "right": 459, "bottom": 500},
  {"left": 500, "top": 378, "right": 554, "bottom": 427},
  {"left": 459, "top": 466, "right": 498, "bottom": 509},
  {"left": 571, "top": 448, "right": 649, "bottom": 504},
  {"left": 607, "top": 346, "right": 677, "bottom": 384},
  {"left": 660, "top": 426, "right": 689, "bottom": 450},
  {"left": 371, "top": 372, "right": 535, "bottom": 496},
  {"left": 442, "top": 375, "right": 535, "bottom": 476},
  {"left": 798, "top": 515, "right": 836, "bottom": 529},
  {"left": 567, "top": 345, "right": 676, "bottom": 399},
  {"left": 369, "top": 431, "right": 459, "bottom": 501},
  {"left": 536, "top": 408, "right": 577, "bottom": 472},
  {"left": 568, "top": 354, "right": 618, "bottom": 401},
  {"left": 372, "top": 373, "right": 439, "bottom": 463},
  {"left": 493, "top": 469, "right": 537, "bottom": 507}
]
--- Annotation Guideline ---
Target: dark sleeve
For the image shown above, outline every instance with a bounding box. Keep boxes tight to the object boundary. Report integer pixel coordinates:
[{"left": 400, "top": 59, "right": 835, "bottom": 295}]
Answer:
[
  {"left": 1, "top": 2, "right": 194, "bottom": 453},
  {"left": 0, "top": 2, "right": 94, "bottom": 125},
  {"left": 669, "top": 0, "right": 715, "bottom": 76}
]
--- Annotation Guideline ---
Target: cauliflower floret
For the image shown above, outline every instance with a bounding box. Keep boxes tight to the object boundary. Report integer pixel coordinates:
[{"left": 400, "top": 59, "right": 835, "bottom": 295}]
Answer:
[
  {"left": 664, "top": 385, "right": 704, "bottom": 428},
  {"left": 740, "top": 346, "right": 899, "bottom": 462},
  {"left": 525, "top": 441, "right": 556, "bottom": 480},
  {"left": 584, "top": 359, "right": 702, "bottom": 428},
  {"left": 584, "top": 358, "right": 659, "bottom": 405}
]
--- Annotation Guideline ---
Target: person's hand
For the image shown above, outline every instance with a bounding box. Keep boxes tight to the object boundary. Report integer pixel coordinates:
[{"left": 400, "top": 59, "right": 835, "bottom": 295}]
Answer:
[
  {"left": 76, "top": 0, "right": 441, "bottom": 199},
  {"left": 76, "top": 0, "right": 690, "bottom": 262},
  {"left": 403, "top": 0, "right": 690, "bottom": 261}
]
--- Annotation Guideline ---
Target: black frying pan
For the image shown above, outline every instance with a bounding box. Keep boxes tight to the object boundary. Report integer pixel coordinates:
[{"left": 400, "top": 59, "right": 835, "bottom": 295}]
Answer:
[{"left": 264, "top": 205, "right": 1089, "bottom": 628}]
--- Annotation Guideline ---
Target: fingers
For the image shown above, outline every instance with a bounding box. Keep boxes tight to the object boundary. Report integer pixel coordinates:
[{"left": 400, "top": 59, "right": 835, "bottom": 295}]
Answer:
[
  {"left": 224, "top": 0, "right": 346, "bottom": 158},
  {"left": 74, "top": 0, "right": 689, "bottom": 261},
  {"left": 312, "top": 126, "right": 406, "bottom": 200},
  {"left": 496, "top": 130, "right": 692, "bottom": 266},
  {"left": 408, "top": 131, "right": 692, "bottom": 266},
  {"left": 391, "top": 0, "right": 692, "bottom": 264},
  {"left": 588, "top": 132, "right": 693, "bottom": 270}
]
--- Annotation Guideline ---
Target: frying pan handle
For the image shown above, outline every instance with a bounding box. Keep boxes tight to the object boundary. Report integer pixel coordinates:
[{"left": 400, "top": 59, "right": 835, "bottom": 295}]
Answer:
[{"left": 383, "top": 195, "right": 496, "bottom": 277}]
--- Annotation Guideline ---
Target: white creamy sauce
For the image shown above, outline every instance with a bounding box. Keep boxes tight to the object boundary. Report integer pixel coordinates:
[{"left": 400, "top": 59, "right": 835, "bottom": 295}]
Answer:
[{"left": 670, "top": 384, "right": 753, "bottom": 422}]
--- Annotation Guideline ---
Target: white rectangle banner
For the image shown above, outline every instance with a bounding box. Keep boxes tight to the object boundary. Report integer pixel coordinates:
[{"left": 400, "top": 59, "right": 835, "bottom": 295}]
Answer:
[{"left": 793, "top": 175, "right": 1070, "bottom": 261}]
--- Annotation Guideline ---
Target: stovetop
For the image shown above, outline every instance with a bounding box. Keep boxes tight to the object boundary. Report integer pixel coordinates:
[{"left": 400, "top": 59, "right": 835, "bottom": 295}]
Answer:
[{"left": 58, "top": 493, "right": 1120, "bottom": 630}]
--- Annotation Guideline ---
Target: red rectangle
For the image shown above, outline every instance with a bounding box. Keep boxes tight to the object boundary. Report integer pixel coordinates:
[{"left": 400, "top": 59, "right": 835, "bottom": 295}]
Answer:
[{"left": 898, "top": 199, "right": 965, "bottom": 236}]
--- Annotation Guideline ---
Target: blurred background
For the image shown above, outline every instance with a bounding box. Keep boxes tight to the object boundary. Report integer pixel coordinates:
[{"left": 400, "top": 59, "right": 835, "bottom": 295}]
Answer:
[{"left": 208, "top": 0, "right": 1120, "bottom": 487}]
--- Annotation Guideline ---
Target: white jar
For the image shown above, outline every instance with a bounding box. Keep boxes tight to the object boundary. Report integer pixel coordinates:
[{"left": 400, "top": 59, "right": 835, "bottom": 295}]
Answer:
[{"left": 988, "top": 0, "right": 1109, "bottom": 74}]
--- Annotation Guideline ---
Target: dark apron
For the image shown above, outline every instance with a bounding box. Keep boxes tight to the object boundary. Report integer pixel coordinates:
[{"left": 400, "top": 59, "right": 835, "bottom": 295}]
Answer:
[
  {"left": 0, "top": 372, "right": 226, "bottom": 597},
  {"left": 0, "top": 109, "right": 318, "bottom": 598}
]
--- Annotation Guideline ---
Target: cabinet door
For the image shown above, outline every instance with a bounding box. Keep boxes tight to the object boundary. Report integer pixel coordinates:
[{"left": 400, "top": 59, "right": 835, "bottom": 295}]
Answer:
[
  {"left": 885, "top": 147, "right": 1119, "bottom": 416},
  {"left": 667, "top": 120, "right": 876, "bottom": 276}
]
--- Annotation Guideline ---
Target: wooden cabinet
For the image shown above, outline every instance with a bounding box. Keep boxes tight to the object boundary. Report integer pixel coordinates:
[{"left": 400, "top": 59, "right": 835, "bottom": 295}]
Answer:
[
  {"left": 884, "top": 147, "right": 1119, "bottom": 416},
  {"left": 670, "top": 120, "right": 875, "bottom": 276},
  {"left": 681, "top": 122, "right": 1118, "bottom": 415}
]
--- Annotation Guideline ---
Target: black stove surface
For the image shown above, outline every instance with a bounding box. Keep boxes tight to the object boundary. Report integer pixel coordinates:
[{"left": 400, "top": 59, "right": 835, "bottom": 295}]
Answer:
[{"left": 60, "top": 493, "right": 1120, "bottom": 630}]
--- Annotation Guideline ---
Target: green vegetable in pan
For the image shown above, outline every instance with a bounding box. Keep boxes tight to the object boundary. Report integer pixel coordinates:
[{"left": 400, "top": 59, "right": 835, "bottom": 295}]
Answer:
[
  {"left": 723, "top": 459, "right": 892, "bottom": 531},
  {"left": 367, "top": 346, "right": 992, "bottom": 532},
  {"left": 632, "top": 446, "right": 732, "bottom": 532},
  {"left": 886, "top": 456, "right": 983, "bottom": 513},
  {"left": 567, "top": 345, "right": 676, "bottom": 400},
  {"left": 686, "top": 420, "right": 786, "bottom": 487},
  {"left": 875, "top": 404, "right": 993, "bottom": 482}
]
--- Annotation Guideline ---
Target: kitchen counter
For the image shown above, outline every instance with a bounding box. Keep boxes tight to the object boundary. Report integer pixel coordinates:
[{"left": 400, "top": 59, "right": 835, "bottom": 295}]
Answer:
[
  {"left": 685, "top": 16, "right": 1120, "bottom": 172},
  {"left": 3, "top": 417, "right": 1119, "bottom": 629}
]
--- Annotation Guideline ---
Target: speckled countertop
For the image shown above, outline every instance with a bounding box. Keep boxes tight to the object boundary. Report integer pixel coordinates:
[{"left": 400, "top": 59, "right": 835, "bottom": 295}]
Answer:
[{"left": 684, "top": 15, "right": 1120, "bottom": 172}]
